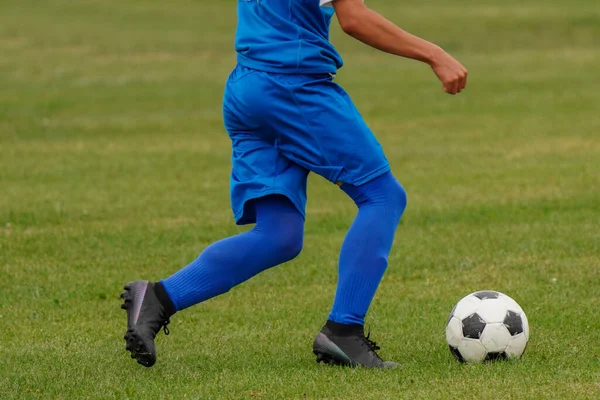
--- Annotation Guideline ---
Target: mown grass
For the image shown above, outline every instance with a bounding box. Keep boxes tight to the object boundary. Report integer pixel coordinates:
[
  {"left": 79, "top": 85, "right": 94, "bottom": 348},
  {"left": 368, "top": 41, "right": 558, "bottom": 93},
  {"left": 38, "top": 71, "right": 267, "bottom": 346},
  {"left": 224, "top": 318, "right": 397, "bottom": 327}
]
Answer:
[{"left": 1, "top": 0, "right": 599, "bottom": 398}]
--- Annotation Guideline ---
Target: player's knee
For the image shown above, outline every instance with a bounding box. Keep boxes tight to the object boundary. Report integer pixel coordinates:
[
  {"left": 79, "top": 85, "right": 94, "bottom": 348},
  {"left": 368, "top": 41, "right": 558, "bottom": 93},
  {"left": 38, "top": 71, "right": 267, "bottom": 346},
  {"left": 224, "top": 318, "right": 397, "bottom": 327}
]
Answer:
[
  {"left": 272, "top": 226, "right": 303, "bottom": 261},
  {"left": 372, "top": 173, "right": 407, "bottom": 222},
  {"left": 345, "top": 172, "right": 407, "bottom": 217},
  {"left": 388, "top": 178, "right": 407, "bottom": 219}
]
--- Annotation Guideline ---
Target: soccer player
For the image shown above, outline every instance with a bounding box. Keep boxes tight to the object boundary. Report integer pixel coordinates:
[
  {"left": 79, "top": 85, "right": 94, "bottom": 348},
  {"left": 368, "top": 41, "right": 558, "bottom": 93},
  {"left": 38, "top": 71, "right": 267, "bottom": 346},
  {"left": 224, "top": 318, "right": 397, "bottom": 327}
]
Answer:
[{"left": 121, "top": 0, "right": 467, "bottom": 369}]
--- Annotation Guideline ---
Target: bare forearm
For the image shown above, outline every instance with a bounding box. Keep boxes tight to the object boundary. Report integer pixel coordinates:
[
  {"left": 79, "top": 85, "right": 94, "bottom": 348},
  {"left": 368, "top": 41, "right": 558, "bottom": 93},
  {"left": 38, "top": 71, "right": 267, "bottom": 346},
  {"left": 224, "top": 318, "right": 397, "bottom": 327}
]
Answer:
[
  {"left": 332, "top": 0, "right": 468, "bottom": 95},
  {"left": 340, "top": 7, "right": 441, "bottom": 65}
]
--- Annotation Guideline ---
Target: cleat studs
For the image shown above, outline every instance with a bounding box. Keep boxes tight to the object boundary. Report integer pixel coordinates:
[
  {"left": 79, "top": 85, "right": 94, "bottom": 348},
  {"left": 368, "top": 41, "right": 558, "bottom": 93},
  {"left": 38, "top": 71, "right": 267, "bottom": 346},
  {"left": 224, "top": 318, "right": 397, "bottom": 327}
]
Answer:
[
  {"left": 314, "top": 352, "right": 349, "bottom": 367},
  {"left": 315, "top": 353, "right": 329, "bottom": 364}
]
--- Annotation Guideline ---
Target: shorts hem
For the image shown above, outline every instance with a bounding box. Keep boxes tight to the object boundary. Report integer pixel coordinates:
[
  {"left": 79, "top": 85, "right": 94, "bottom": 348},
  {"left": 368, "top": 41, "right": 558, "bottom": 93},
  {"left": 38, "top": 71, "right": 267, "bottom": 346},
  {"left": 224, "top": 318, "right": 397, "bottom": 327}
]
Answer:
[
  {"left": 234, "top": 188, "right": 306, "bottom": 226},
  {"left": 342, "top": 164, "right": 391, "bottom": 187}
]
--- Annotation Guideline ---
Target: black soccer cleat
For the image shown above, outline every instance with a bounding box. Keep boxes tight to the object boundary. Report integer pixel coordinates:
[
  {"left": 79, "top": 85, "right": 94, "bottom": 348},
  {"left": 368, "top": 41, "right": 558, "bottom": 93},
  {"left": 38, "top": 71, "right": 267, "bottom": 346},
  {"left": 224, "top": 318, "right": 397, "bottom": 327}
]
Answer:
[
  {"left": 120, "top": 280, "right": 173, "bottom": 367},
  {"left": 312, "top": 321, "right": 400, "bottom": 369}
]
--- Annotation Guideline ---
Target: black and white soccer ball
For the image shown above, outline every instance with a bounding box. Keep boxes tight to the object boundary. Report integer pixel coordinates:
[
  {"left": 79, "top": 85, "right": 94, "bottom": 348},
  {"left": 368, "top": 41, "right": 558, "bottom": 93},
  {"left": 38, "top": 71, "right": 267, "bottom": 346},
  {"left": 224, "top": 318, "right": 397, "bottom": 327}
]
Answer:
[{"left": 446, "top": 290, "right": 529, "bottom": 363}]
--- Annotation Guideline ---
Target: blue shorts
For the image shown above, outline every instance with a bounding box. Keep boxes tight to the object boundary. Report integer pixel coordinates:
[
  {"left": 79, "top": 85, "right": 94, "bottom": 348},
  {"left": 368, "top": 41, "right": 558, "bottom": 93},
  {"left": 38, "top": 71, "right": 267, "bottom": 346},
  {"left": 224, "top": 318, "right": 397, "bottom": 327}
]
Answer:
[{"left": 222, "top": 64, "right": 390, "bottom": 225}]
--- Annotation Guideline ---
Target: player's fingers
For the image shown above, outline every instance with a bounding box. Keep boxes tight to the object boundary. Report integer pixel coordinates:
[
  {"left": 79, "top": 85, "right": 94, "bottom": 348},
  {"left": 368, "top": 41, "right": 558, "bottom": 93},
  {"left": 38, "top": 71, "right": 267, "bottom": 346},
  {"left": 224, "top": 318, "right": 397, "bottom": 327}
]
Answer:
[
  {"left": 450, "top": 78, "right": 459, "bottom": 95},
  {"left": 455, "top": 68, "right": 468, "bottom": 93},
  {"left": 457, "top": 76, "right": 465, "bottom": 93}
]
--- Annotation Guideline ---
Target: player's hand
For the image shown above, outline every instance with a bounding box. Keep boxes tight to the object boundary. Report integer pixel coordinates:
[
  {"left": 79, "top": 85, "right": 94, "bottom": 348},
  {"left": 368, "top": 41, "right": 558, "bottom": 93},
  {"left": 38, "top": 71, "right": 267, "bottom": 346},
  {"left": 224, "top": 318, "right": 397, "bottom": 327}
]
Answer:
[{"left": 429, "top": 48, "right": 468, "bottom": 95}]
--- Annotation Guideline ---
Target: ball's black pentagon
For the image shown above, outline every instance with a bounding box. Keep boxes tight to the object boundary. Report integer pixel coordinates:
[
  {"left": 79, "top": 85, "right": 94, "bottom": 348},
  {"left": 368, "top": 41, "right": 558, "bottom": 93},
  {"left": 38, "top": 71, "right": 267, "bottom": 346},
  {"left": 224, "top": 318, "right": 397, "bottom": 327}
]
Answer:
[
  {"left": 503, "top": 310, "right": 523, "bottom": 336},
  {"left": 484, "top": 352, "right": 507, "bottom": 362},
  {"left": 472, "top": 291, "right": 500, "bottom": 300},
  {"left": 449, "top": 345, "right": 465, "bottom": 363},
  {"left": 462, "top": 313, "right": 486, "bottom": 339}
]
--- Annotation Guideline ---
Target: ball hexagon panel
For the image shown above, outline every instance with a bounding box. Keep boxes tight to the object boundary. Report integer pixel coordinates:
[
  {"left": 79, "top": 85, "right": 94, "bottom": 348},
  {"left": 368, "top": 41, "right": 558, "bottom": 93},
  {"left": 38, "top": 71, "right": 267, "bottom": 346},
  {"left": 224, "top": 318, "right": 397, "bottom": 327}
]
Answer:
[
  {"left": 472, "top": 290, "right": 500, "bottom": 300},
  {"left": 480, "top": 322, "right": 511, "bottom": 353},
  {"left": 462, "top": 313, "right": 486, "bottom": 339},
  {"left": 458, "top": 338, "right": 487, "bottom": 363},
  {"left": 505, "top": 332, "right": 528, "bottom": 358},
  {"left": 503, "top": 310, "right": 524, "bottom": 336},
  {"left": 452, "top": 295, "right": 481, "bottom": 320},
  {"left": 446, "top": 317, "right": 463, "bottom": 347},
  {"left": 477, "top": 298, "right": 508, "bottom": 323},
  {"left": 498, "top": 293, "right": 524, "bottom": 314}
]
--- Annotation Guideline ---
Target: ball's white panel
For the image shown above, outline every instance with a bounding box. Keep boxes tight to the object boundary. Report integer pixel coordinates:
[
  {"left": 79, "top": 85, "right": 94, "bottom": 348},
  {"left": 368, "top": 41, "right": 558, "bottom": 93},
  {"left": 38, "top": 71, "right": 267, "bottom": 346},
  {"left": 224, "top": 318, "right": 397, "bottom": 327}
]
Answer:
[
  {"left": 458, "top": 338, "right": 487, "bottom": 363},
  {"left": 477, "top": 298, "right": 507, "bottom": 323},
  {"left": 521, "top": 311, "right": 530, "bottom": 340},
  {"left": 505, "top": 332, "right": 528, "bottom": 358},
  {"left": 498, "top": 293, "right": 524, "bottom": 314},
  {"left": 446, "top": 317, "right": 463, "bottom": 347},
  {"left": 452, "top": 295, "right": 481, "bottom": 320},
  {"left": 480, "top": 322, "right": 511, "bottom": 353}
]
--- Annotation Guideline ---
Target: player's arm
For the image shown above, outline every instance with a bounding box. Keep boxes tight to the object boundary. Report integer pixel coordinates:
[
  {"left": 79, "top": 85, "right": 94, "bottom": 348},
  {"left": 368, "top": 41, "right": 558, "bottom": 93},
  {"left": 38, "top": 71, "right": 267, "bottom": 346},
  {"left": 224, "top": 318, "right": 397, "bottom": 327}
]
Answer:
[{"left": 330, "top": 0, "right": 468, "bottom": 95}]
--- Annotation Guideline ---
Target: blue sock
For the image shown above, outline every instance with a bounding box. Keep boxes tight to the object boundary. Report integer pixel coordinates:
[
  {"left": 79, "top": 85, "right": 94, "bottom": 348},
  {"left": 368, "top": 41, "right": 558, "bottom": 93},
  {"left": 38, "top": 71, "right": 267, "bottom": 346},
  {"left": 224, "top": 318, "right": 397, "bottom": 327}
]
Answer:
[
  {"left": 328, "top": 172, "right": 407, "bottom": 325},
  {"left": 161, "top": 195, "right": 304, "bottom": 311}
]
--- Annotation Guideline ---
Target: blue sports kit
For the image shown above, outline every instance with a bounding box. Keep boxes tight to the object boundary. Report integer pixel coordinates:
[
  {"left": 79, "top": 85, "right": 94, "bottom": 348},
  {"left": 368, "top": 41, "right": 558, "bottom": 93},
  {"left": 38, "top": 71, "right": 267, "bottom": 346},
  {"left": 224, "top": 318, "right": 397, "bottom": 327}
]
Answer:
[
  {"left": 162, "top": 0, "right": 405, "bottom": 326},
  {"left": 122, "top": 0, "right": 407, "bottom": 369}
]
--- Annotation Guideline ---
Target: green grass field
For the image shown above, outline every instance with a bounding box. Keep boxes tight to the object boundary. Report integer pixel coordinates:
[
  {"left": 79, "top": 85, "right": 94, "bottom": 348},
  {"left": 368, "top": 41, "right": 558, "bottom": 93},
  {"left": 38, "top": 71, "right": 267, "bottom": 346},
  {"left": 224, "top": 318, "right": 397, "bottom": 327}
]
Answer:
[{"left": 1, "top": 0, "right": 599, "bottom": 398}]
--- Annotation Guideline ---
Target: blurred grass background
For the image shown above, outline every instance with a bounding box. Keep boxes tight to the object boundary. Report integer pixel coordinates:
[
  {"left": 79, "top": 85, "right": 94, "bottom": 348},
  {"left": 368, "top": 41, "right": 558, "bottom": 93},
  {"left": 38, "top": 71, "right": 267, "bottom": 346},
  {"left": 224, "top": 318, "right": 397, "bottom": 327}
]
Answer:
[{"left": 1, "top": 0, "right": 599, "bottom": 398}]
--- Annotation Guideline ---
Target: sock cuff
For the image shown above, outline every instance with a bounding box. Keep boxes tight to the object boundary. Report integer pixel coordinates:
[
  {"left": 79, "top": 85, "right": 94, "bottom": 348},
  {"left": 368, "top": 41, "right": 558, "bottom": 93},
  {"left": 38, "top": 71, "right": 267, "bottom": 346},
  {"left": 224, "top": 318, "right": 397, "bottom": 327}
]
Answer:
[
  {"left": 325, "top": 320, "right": 364, "bottom": 336},
  {"left": 155, "top": 281, "right": 177, "bottom": 316}
]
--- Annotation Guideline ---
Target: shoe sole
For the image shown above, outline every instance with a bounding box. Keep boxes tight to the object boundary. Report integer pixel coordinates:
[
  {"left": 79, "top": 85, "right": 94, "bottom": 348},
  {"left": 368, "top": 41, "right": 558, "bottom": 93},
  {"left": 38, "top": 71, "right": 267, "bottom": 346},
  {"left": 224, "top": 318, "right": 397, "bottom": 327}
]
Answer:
[
  {"left": 120, "top": 281, "right": 156, "bottom": 367},
  {"left": 313, "top": 332, "right": 401, "bottom": 370},
  {"left": 314, "top": 352, "right": 354, "bottom": 367},
  {"left": 312, "top": 332, "right": 356, "bottom": 367}
]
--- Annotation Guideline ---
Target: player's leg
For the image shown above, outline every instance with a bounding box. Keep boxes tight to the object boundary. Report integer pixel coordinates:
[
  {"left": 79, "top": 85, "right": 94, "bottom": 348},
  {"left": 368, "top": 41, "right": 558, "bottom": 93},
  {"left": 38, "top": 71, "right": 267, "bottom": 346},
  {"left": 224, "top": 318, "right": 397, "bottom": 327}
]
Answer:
[
  {"left": 312, "top": 171, "right": 406, "bottom": 368},
  {"left": 253, "top": 72, "right": 406, "bottom": 368},
  {"left": 328, "top": 172, "right": 406, "bottom": 325},
  {"left": 160, "top": 194, "right": 304, "bottom": 310},
  {"left": 120, "top": 65, "right": 309, "bottom": 368},
  {"left": 121, "top": 195, "right": 304, "bottom": 367}
]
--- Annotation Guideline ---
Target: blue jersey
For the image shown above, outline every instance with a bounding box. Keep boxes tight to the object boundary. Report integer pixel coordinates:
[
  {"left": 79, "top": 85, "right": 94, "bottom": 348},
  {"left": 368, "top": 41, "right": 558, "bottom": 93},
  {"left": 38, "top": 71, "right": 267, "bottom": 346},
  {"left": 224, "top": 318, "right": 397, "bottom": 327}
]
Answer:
[{"left": 235, "top": 0, "right": 343, "bottom": 74}]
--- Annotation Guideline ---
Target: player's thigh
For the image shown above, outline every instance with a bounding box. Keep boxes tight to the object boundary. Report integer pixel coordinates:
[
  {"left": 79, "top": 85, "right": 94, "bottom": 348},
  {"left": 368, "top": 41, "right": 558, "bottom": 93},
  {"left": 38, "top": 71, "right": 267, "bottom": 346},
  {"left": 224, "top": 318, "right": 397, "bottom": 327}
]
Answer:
[
  {"left": 228, "top": 134, "right": 308, "bottom": 225},
  {"left": 223, "top": 67, "right": 309, "bottom": 224},
  {"left": 223, "top": 92, "right": 308, "bottom": 225},
  {"left": 267, "top": 76, "right": 389, "bottom": 186}
]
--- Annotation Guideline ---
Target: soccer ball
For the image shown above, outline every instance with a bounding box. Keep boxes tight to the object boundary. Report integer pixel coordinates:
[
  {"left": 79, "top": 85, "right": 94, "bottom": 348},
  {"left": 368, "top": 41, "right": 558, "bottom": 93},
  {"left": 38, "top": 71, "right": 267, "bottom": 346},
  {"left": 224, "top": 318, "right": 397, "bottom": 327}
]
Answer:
[{"left": 445, "top": 290, "right": 529, "bottom": 363}]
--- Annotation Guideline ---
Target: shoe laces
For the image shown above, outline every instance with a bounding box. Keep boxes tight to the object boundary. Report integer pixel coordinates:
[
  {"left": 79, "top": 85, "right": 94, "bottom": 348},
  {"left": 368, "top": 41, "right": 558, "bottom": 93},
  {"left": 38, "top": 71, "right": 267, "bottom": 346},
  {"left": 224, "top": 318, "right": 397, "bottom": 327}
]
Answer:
[
  {"left": 145, "top": 309, "right": 171, "bottom": 337},
  {"left": 360, "top": 328, "right": 383, "bottom": 362},
  {"left": 363, "top": 331, "right": 380, "bottom": 352},
  {"left": 162, "top": 319, "right": 170, "bottom": 335}
]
